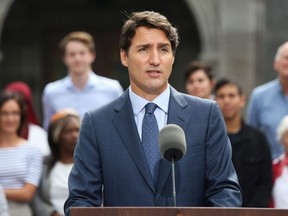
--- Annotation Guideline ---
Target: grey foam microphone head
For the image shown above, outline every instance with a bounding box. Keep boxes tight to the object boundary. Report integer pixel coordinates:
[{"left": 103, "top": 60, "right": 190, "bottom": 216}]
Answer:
[{"left": 158, "top": 124, "right": 187, "bottom": 161}]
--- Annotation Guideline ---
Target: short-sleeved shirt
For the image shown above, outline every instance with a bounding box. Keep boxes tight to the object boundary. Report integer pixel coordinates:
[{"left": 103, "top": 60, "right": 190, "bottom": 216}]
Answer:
[
  {"left": 247, "top": 79, "right": 288, "bottom": 160},
  {"left": 0, "top": 142, "right": 42, "bottom": 189}
]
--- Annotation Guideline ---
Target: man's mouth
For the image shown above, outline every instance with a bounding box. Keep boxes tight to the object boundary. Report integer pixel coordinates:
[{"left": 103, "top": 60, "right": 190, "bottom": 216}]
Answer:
[{"left": 147, "top": 70, "right": 161, "bottom": 73}]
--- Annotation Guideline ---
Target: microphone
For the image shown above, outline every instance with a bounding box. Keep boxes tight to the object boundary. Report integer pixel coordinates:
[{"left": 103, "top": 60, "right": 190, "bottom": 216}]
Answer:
[
  {"left": 158, "top": 124, "right": 187, "bottom": 207},
  {"left": 158, "top": 124, "right": 187, "bottom": 161}
]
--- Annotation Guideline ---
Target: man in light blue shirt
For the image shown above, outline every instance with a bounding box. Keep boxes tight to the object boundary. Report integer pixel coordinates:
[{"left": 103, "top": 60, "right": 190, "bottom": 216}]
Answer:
[
  {"left": 42, "top": 32, "right": 123, "bottom": 129},
  {"left": 247, "top": 41, "right": 288, "bottom": 160}
]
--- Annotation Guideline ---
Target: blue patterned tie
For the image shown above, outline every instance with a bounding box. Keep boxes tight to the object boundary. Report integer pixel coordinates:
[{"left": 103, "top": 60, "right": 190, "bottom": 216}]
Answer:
[{"left": 142, "top": 103, "right": 161, "bottom": 185}]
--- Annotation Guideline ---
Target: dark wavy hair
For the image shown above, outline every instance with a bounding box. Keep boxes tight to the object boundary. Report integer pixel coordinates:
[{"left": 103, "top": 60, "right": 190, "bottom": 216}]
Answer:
[
  {"left": 0, "top": 91, "right": 26, "bottom": 136},
  {"left": 214, "top": 78, "right": 243, "bottom": 95},
  {"left": 184, "top": 61, "right": 214, "bottom": 83},
  {"left": 120, "top": 11, "right": 179, "bottom": 55}
]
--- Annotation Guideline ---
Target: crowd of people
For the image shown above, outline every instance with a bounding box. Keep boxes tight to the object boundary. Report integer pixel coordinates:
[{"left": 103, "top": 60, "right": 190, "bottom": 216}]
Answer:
[
  {"left": 184, "top": 51, "right": 288, "bottom": 208},
  {"left": 0, "top": 10, "right": 287, "bottom": 216},
  {"left": 0, "top": 31, "right": 123, "bottom": 216}
]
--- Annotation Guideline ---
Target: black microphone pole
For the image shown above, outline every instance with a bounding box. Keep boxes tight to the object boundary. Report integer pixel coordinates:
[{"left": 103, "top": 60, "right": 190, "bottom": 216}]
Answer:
[
  {"left": 158, "top": 124, "right": 187, "bottom": 207},
  {"left": 171, "top": 156, "right": 176, "bottom": 207}
]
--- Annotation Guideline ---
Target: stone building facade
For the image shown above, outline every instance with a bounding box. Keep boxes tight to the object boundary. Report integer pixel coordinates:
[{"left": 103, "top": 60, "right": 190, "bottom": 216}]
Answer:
[{"left": 0, "top": 0, "right": 287, "bottom": 118}]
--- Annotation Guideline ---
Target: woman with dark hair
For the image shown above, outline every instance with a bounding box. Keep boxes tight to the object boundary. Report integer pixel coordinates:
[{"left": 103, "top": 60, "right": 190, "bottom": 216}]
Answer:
[
  {"left": 5, "top": 81, "right": 50, "bottom": 156},
  {"left": 184, "top": 61, "right": 215, "bottom": 99},
  {"left": 32, "top": 109, "right": 80, "bottom": 216},
  {"left": 0, "top": 91, "right": 42, "bottom": 216}
]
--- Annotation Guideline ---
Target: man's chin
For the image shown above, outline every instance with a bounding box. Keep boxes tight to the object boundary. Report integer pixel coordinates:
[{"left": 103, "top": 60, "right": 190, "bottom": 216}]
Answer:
[{"left": 70, "top": 69, "right": 88, "bottom": 75}]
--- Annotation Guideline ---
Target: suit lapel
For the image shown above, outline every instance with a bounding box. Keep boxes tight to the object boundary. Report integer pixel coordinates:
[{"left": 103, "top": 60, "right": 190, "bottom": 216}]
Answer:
[
  {"left": 156, "top": 87, "right": 189, "bottom": 203},
  {"left": 112, "top": 91, "right": 156, "bottom": 193}
]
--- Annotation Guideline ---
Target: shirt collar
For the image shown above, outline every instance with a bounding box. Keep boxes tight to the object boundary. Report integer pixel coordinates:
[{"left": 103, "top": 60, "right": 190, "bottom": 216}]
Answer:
[
  {"left": 129, "top": 85, "right": 170, "bottom": 116},
  {"left": 65, "top": 71, "right": 98, "bottom": 91},
  {"left": 276, "top": 78, "right": 283, "bottom": 93}
]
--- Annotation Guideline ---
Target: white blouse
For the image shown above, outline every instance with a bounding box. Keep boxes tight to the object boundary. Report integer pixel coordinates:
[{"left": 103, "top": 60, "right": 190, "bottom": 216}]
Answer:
[
  {"left": 49, "top": 161, "right": 73, "bottom": 215},
  {"left": 273, "top": 166, "right": 288, "bottom": 208},
  {"left": 0, "top": 142, "right": 42, "bottom": 189}
]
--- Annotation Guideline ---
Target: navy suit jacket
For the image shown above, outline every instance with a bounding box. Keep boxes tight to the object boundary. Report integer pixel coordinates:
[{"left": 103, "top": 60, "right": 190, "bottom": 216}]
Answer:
[{"left": 64, "top": 87, "right": 242, "bottom": 215}]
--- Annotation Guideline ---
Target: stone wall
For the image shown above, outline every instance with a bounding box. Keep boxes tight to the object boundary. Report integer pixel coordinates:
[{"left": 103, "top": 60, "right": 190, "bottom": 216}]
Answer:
[{"left": 0, "top": 0, "right": 287, "bottom": 117}]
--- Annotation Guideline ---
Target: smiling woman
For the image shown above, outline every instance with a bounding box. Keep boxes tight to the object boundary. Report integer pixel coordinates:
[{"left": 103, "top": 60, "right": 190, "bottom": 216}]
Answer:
[
  {"left": 0, "top": 91, "right": 42, "bottom": 216},
  {"left": 184, "top": 61, "right": 215, "bottom": 99}
]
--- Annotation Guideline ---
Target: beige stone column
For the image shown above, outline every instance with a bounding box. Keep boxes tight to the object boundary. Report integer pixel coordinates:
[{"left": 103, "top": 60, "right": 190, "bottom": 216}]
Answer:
[
  {"left": 0, "top": 0, "right": 15, "bottom": 65},
  {"left": 184, "top": 0, "right": 265, "bottom": 96}
]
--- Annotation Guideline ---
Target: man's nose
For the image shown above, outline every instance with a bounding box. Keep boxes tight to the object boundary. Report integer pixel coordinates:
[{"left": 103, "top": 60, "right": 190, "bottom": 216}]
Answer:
[
  {"left": 223, "top": 97, "right": 231, "bottom": 104},
  {"left": 148, "top": 50, "right": 160, "bottom": 66}
]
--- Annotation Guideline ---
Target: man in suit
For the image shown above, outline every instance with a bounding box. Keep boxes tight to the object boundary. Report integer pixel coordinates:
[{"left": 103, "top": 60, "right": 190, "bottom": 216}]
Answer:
[{"left": 64, "top": 11, "right": 241, "bottom": 215}]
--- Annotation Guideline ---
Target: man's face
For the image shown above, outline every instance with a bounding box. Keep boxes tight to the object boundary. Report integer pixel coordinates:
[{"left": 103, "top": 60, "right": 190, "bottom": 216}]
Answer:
[
  {"left": 274, "top": 44, "right": 288, "bottom": 79},
  {"left": 120, "top": 27, "right": 175, "bottom": 99},
  {"left": 215, "top": 84, "right": 245, "bottom": 121},
  {"left": 281, "top": 132, "right": 288, "bottom": 150},
  {"left": 63, "top": 41, "right": 95, "bottom": 75}
]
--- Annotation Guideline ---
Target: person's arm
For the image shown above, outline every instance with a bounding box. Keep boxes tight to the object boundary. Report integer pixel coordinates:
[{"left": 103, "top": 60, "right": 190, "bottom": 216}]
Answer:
[
  {"left": 205, "top": 102, "right": 242, "bottom": 207},
  {"left": 64, "top": 112, "right": 103, "bottom": 216},
  {"left": 32, "top": 188, "right": 59, "bottom": 216},
  {"left": 246, "top": 90, "right": 259, "bottom": 128},
  {"left": 5, "top": 183, "right": 36, "bottom": 202},
  {"left": 31, "top": 165, "right": 57, "bottom": 216},
  {"left": 247, "top": 133, "right": 273, "bottom": 207},
  {"left": 5, "top": 145, "right": 42, "bottom": 203},
  {"left": 42, "top": 86, "right": 54, "bottom": 130}
]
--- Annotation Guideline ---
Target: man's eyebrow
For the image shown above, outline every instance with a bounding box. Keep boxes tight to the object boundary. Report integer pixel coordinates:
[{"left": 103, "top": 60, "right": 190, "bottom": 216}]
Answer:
[
  {"left": 135, "top": 43, "right": 171, "bottom": 49},
  {"left": 135, "top": 44, "right": 151, "bottom": 49},
  {"left": 158, "top": 43, "right": 170, "bottom": 47}
]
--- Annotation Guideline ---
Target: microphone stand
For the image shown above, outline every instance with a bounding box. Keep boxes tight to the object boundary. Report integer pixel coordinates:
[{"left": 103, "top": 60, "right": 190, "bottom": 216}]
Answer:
[{"left": 171, "top": 156, "right": 176, "bottom": 207}]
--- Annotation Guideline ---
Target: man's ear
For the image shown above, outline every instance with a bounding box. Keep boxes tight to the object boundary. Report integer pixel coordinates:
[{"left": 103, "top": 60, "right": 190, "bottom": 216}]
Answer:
[
  {"left": 91, "top": 52, "right": 96, "bottom": 62},
  {"left": 120, "top": 49, "right": 128, "bottom": 67},
  {"left": 210, "top": 79, "right": 216, "bottom": 89},
  {"left": 274, "top": 60, "right": 279, "bottom": 75},
  {"left": 240, "top": 95, "right": 246, "bottom": 108}
]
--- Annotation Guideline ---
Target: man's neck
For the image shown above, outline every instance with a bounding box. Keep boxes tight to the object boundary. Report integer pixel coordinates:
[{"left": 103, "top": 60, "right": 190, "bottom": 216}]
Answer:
[
  {"left": 69, "top": 71, "right": 90, "bottom": 90},
  {"left": 225, "top": 115, "right": 242, "bottom": 134},
  {"left": 130, "top": 83, "right": 169, "bottom": 101},
  {"left": 279, "top": 76, "right": 288, "bottom": 95}
]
